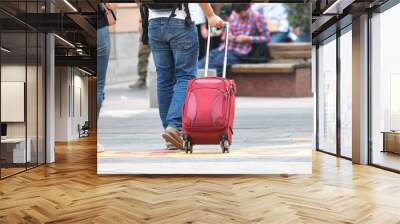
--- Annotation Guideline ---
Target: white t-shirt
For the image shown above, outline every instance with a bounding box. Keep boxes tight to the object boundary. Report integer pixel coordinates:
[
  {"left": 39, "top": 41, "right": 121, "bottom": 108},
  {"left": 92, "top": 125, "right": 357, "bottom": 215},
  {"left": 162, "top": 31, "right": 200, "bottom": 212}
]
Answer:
[
  {"left": 190, "top": 3, "right": 206, "bottom": 25},
  {"left": 148, "top": 4, "right": 195, "bottom": 21}
]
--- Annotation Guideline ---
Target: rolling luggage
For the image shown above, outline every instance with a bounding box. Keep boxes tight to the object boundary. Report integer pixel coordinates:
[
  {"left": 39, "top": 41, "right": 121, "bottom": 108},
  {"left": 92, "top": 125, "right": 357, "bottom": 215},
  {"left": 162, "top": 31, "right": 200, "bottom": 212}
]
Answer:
[{"left": 182, "top": 23, "right": 236, "bottom": 154}]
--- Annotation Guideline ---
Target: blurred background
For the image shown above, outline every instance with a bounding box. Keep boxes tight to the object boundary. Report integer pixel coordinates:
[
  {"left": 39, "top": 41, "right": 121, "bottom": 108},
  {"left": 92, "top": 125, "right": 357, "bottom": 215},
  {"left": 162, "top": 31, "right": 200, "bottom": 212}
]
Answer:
[{"left": 105, "top": 3, "right": 311, "bottom": 89}]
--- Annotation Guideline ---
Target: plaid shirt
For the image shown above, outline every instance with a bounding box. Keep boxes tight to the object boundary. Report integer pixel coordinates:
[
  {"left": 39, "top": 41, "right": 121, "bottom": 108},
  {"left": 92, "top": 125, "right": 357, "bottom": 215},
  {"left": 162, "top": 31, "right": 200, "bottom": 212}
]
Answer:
[{"left": 219, "top": 10, "right": 270, "bottom": 55}]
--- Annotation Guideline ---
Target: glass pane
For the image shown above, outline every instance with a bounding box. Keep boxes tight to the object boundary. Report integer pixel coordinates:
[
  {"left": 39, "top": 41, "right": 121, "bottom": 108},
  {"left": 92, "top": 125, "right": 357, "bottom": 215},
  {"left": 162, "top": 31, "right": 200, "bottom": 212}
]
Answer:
[
  {"left": 27, "top": 31, "right": 38, "bottom": 169},
  {"left": 1, "top": 31, "right": 27, "bottom": 177},
  {"left": 371, "top": 5, "right": 400, "bottom": 171},
  {"left": 0, "top": 0, "right": 46, "bottom": 178},
  {"left": 340, "top": 30, "right": 352, "bottom": 158},
  {"left": 38, "top": 33, "right": 45, "bottom": 165},
  {"left": 26, "top": 0, "right": 39, "bottom": 169},
  {"left": 318, "top": 38, "right": 337, "bottom": 154}
]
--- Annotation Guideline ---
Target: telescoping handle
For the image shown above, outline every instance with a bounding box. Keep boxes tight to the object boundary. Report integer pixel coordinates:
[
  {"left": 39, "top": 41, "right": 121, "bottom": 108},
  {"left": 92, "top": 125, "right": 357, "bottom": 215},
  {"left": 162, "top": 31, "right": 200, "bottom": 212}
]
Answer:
[{"left": 204, "top": 22, "right": 229, "bottom": 78}]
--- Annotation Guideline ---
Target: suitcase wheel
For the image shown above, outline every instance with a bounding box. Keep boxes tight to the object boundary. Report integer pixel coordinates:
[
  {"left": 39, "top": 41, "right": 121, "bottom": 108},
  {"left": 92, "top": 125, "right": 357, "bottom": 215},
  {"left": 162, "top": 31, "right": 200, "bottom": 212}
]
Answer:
[
  {"left": 220, "top": 136, "right": 230, "bottom": 154},
  {"left": 183, "top": 135, "right": 193, "bottom": 154}
]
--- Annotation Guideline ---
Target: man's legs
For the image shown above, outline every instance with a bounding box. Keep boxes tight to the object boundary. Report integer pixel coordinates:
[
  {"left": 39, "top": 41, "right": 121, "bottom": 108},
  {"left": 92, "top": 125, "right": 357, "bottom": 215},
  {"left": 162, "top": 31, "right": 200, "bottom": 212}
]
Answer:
[
  {"left": 166, "top": 21, "right": 198, "bottom": 130},
  {"left": 156, "top": 54, "right": 175, "bottom": 130},
  {"left": 97, "top": 25, "right": 110, "bottom": 119},
  {"left": 148, "top": 19, "right": 176, "bottom": 130},
  {"left": 196, "top": 24, "right": 207, "bottom": 60},
  {"left": 130, "top": 41, "right": 151, "bottom": 89},
  {"left": 295, "top": 33, "right": 311, "bottom": 42},
  {"left": 198, "top": 49, "right": 225, "bottom": 75},
  {"left": 138, "top": 42, "right": 151, "bottom": 81},
  {"left": 271, "top": 31, "right": 289, "bottom": 43},
  {"left": 198, "top": 49, "right": 242, "bottom": 75},
  {"left": 96, "top": 25, "right": 110, "bottom": 153},
  {"left": 148, "top": 18, "right": 198, "bottom": 149}
]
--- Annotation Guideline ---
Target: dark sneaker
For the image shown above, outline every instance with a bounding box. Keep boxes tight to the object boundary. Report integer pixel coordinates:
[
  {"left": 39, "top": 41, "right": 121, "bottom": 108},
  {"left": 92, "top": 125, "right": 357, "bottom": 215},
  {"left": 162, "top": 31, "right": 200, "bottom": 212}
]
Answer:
[
  {"left": 161, "top": 127, "right": 183, "bottom": 150},
  {"left": 129, "top": 79, "right": 147, "bottom": 89}
]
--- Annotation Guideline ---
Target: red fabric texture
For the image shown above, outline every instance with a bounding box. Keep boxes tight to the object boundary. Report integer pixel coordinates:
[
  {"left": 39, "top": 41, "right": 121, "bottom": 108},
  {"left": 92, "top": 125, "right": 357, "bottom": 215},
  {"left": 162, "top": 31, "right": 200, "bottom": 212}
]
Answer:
[{"left": 182, "top": 77, "right": 236, "bottom": 145}]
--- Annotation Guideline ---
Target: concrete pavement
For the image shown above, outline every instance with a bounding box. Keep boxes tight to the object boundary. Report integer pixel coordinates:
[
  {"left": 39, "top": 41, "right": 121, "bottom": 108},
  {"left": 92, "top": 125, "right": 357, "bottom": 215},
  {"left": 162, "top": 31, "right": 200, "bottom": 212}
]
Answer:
[{"left": 97, "top": 85, "right": 313, "bottom": 174}]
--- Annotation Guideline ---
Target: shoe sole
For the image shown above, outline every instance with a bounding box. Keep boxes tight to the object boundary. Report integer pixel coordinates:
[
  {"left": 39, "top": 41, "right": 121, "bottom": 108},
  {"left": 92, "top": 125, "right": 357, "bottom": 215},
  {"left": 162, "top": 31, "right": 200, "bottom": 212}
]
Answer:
[
  {"left": 162, "top": 132, "right": 183, "bottom": 150},
  {"left": 166, "top": 141, "right": 179, "bottom": 150}
]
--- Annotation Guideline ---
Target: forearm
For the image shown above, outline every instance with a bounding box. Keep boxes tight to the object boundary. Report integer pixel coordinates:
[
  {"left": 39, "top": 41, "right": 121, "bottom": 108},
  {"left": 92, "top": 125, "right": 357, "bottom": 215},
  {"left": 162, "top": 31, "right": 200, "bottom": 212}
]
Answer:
[
  {"left": 249, "top": 35, "right": 268, "bottom": 43},
  {"left": 199, "top": 3, "right": 215, "bottom": 19}
]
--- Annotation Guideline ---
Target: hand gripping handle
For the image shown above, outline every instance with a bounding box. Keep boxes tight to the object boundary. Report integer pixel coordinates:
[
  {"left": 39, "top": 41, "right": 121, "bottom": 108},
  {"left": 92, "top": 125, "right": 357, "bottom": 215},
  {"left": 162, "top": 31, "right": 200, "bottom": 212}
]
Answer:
[{"left": 204, "top": 22, "right": 229, "bottom": 78}]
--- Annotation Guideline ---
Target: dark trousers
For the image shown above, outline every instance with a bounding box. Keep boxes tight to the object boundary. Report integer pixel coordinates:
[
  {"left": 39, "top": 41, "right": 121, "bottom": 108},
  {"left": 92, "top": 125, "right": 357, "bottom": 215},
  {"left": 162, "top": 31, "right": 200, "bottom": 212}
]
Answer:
[
  {"left": 196, "top": 25, "right": 207, "bottom": 60},
  {"left": 198, "top": 49, "right": 244, "bottom": 76}
]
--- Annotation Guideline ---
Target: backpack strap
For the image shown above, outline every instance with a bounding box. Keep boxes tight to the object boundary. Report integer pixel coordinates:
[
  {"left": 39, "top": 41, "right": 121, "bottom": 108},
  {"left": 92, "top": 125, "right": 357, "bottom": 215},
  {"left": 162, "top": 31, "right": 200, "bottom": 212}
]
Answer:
[
  {"left": 167, "top": 4, "right": 193, "bottom": 27},
  {"left": 183, "top": 3, "right": 193, "bottom": 26},
  {"left": 140, "top": 3, "right": 193, "bottom": 44},
  {"left": 169, "top": 5, "right": 178, "bottom": 19}
]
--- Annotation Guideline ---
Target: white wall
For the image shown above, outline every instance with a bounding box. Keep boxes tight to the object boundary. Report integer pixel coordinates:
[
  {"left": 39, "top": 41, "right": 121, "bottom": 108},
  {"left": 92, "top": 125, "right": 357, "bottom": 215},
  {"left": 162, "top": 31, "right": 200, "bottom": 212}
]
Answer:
[
  {"left": 71, "top": 74, "right": 89, "bottom": 138},
  {"left": 1, "top": 65, "right": 30, "bottom": 138},
  {"left": 54, "top": 67, "right": 89, "bottom": 141},
  {"left": 1, "top": 64, "right": 46, "bottom": 163},
  {"left": 55, "top": 66, "right": 69, "bottom": 141}
]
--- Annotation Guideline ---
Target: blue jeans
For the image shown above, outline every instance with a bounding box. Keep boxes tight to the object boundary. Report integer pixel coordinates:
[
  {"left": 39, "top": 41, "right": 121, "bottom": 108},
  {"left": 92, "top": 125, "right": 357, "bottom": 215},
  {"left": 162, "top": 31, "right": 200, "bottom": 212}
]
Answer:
[
  {"left": 295, "top": 32, "right": 311, "bottom": 43},
  {"left": 271, "top": 31, "right": 289, "bottom": 43},
  {"left": 198, "top": 49, "right": 243, "bottom": 75},
  {"left": 97, "top": 26, "right": 110, "bottom": 119},
  {"left": 148, "top": 18, "right": 198, "bottom": 130}
]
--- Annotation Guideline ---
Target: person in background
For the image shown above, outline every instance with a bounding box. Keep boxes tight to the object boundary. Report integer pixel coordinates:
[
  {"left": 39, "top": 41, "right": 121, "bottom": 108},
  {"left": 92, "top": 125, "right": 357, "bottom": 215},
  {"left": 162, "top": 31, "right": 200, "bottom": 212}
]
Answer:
[
  {"left": 197, "top": 3, "right": 270, "bottom": 76},
  {"left": 190, "top": 3, "right": 208, "bottom": 59},
  {"left": 251, "top": 3, "right": 290, "bottom": 43},
  {"left": 286, "top": 4, "right": 311, "bottom": 42},
  {"left": 129, "top": 19, "right": 151, "bottom": 89},
  {"left": 97, "top": 2, "right": 115, "bottom": 152}
]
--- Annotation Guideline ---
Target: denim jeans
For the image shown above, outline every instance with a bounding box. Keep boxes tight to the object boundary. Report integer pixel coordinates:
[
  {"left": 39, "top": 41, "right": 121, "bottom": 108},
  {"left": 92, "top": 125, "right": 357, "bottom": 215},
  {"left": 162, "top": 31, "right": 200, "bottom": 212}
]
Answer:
[
  {"left": 295, "top": 32, "right": 311, "bottom": 43},
  {"left": 197, "top": 49, "right": 243, "bottom": 76},
  {"left": 148, "top": 18, "right": 198, "bottom": 130},
  {"left": 271, "top": 31, "right": 289, "bottom": 43},
  {"left": 97, "top": 25, "right": 110, "bottom": 119}
]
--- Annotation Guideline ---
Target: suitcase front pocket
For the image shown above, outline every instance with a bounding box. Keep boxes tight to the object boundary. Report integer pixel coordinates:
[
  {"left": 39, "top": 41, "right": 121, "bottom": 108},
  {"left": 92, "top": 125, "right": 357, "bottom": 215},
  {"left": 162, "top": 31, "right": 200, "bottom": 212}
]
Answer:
[{"left": 185, "top": 88, "right": 228, "bottom": 129}]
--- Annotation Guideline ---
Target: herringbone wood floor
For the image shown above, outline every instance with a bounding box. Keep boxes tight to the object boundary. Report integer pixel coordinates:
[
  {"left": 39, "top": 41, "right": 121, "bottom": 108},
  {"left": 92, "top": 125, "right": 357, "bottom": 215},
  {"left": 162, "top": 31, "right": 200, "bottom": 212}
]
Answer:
[{"left": 1, "top": 135, "right": 400, "bottom": 224}]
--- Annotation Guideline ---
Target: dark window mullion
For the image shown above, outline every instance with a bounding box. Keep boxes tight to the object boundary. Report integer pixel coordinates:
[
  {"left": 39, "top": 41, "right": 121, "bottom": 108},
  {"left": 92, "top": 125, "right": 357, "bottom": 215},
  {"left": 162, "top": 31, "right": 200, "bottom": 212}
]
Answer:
[
  {"left": 316, "top": 44, "right": 320, "bottom": 150},
  {"left": 336, "top": 24, "right": 341, "bottom": 157},
  {"left": 25, "top": 0, "right": 28, "bottom": 171},
  {"left": 44, "top": 3, "right": 47, "bottom": 164},
  {"left": 367, "top": 11, "right": 373, "bottom": 165},
  {"left": 36, "top": 0, "right": 39, "bottom": 167}
]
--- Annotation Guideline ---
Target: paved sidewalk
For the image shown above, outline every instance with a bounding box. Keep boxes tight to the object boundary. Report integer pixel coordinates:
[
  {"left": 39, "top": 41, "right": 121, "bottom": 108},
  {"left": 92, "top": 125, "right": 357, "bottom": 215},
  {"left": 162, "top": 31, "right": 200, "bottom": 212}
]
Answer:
[{"left": 97, "top": 86, "right": 313, "bottom": 174}]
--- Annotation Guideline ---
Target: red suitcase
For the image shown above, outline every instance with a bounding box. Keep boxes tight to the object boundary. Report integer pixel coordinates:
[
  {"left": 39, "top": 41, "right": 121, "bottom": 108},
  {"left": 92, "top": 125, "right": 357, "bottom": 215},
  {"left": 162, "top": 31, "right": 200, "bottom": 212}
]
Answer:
[{"left": 182, "top": 23, "right": 236, "bottom": 154}]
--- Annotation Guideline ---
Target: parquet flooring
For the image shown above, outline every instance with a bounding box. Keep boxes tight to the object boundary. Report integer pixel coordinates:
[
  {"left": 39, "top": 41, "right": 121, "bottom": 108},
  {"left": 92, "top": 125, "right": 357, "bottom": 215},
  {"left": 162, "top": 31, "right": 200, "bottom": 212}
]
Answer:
[{"left": 1, "top": 135, "right": 400, "bottom": 223}]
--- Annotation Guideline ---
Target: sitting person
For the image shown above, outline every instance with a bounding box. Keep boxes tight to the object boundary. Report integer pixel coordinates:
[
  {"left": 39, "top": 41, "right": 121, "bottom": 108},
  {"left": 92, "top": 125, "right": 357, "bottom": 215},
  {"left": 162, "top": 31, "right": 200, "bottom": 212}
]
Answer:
[
  {"left": 198, "top": 3, "right": 270, "bottom": 75},
  {"left": 286, "top": 4, "right": 311, "bottom": 43},
  {"left": 251, "top": 3, "right": 290, "bottom": 43}
]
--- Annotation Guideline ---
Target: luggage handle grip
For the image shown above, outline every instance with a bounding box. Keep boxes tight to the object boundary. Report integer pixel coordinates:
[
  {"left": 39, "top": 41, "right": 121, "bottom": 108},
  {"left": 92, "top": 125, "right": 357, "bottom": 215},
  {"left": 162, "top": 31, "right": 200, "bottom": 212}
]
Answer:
[{"left": 204, "top": 22, "right": 229, "bottom": 79}]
